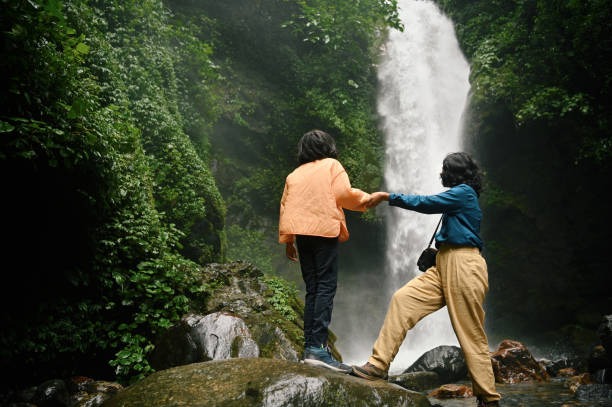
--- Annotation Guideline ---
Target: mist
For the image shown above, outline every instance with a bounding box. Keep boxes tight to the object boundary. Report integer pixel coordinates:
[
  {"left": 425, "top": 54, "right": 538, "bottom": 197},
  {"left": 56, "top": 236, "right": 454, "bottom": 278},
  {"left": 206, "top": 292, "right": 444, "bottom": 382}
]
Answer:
[{"left": 330, "top": 0, "right": 471, "bottom": 373}]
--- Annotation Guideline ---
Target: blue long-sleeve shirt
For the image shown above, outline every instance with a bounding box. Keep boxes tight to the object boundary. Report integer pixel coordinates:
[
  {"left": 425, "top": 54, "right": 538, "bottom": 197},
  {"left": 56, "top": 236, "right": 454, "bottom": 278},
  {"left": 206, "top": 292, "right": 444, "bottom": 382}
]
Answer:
[{"left": 388, "top": 184, "right": 483, "bottom": 250}]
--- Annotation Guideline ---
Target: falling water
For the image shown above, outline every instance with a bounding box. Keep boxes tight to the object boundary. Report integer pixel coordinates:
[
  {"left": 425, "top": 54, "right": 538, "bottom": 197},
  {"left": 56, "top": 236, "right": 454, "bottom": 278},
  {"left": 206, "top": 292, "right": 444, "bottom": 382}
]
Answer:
[{"left": 377, "top": 0, "right": 471, "bottom": 373}]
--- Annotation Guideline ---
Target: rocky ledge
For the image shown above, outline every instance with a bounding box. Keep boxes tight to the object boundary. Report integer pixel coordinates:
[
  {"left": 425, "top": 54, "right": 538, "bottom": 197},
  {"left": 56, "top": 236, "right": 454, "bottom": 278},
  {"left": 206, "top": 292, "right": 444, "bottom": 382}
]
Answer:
[{"left": 102, "top": 358, "right": 430, "bottom": 407}]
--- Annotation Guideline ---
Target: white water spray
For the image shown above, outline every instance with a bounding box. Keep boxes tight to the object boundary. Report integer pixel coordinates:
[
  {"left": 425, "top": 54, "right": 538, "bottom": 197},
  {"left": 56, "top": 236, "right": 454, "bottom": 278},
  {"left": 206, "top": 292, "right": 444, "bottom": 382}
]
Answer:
[{"left": 377, "top": 0, "right": 471, "bottom": 372}]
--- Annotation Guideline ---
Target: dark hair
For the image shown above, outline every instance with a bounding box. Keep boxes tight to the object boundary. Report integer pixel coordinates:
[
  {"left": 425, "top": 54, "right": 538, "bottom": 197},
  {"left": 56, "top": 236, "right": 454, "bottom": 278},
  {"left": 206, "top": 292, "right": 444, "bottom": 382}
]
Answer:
[
  {"left": 440, "top": 152, "right": 483, "bottom": 196},
  {"left": 297, "top": 129, "right": 338, "bottom": 165}
]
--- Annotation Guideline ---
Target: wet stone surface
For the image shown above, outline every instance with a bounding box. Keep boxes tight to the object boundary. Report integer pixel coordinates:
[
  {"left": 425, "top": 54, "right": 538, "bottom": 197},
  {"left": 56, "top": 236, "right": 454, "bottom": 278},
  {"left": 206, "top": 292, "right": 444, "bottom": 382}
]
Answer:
[{"left": 102, "top": 358, "right": 431, "bottom": 407}]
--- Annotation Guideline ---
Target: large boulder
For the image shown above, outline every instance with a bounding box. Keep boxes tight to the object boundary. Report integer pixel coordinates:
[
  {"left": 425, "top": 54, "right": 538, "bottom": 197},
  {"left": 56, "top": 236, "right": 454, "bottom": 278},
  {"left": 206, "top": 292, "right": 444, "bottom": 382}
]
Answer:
[
  {"left": 491, "top": 339, "right": 549, "bottom": 383},
  {"left": 150, "top": 312, "right": 261, "bottom": 370},
  {"left": 102, "top": 358, "right": 432, "bottom": 407},
  {"left": 389, "top": 371, "right": 440, "bottom": 392},
  {"left": 403, "top": 345, "right": 468, "bottom": 384},
  {"left": 150, "top": 261, "right": 317, "bottom": 370}
]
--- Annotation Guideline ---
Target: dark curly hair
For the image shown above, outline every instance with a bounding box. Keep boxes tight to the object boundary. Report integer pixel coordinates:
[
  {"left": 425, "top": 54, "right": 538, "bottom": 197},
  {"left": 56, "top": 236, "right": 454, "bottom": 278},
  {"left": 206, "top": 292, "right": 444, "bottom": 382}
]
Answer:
[
  {"left": 440, "top": 152, "right": 483, "bottom": 196},
  {"left": 297, "top": 129, "right": 338, "bottom": 165}
]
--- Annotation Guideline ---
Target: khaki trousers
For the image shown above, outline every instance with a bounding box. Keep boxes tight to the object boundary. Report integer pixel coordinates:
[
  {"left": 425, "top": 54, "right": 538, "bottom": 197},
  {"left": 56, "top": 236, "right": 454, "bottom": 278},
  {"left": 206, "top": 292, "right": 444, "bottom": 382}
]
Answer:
[{"left": 369, "top": 245, "right": 501, "bottom": 402}]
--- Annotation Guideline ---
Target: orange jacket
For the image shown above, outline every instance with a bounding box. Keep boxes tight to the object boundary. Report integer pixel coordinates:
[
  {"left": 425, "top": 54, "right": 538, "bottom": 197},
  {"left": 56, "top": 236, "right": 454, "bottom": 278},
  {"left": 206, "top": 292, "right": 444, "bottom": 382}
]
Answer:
[{"left": 278, "top": 158, "right": 370, "bottom": 244}]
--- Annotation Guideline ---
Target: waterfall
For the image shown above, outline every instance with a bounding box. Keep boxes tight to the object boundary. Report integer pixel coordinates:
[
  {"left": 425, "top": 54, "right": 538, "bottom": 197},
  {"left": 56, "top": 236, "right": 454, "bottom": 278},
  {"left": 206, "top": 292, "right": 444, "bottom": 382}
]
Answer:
[{"left": 376, "top": 0, "right": 471, "bottom": 372}]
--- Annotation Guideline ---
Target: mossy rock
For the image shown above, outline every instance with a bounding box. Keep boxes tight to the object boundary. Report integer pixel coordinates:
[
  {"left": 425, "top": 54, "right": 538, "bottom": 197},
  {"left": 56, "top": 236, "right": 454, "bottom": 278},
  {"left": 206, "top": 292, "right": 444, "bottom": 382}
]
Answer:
[{"left": 103, "top": 358, "right": 431, "bottom": 407}]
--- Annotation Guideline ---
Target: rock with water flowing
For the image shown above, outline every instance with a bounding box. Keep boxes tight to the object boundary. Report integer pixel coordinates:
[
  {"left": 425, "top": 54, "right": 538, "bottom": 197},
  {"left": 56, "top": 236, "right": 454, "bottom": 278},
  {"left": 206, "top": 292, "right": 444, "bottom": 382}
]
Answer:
[
  {"left": 491, "top": 339, "right": 549, "bottom": 383},
  {"left": 402, "top": 345, "right": 468, "bottom": 384},
  {"left": 101, "top": 358, "right": 432, "bottom": 407}
]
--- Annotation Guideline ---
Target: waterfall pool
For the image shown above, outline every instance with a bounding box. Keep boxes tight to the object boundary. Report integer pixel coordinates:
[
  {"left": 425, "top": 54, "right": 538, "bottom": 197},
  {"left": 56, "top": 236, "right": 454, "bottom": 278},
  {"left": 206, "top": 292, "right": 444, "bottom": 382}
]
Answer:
[{"left": 426, "top": 378, "right": 612, "bottom": 407}]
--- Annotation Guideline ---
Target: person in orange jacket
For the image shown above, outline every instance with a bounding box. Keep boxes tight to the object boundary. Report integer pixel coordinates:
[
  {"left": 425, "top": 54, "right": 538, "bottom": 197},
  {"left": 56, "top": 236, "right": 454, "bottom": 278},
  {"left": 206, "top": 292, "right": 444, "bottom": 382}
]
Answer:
[{"left": 279, "top": 129, "right": 371, "bottom": 373}]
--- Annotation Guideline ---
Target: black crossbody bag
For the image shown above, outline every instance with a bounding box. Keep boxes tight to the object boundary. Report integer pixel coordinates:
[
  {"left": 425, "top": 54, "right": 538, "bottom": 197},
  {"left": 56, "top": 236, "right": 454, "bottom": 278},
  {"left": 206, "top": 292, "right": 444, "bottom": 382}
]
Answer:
[{"left": 416, "top": 215, "right": 443, "bottom": 272}]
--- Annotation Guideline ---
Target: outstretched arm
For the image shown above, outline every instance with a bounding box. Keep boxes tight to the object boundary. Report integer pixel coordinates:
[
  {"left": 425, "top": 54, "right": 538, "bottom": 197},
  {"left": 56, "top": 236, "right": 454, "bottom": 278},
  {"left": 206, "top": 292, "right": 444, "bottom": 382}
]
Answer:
[
  {"left": 365, "top": 191, "right": 390, "bottom": 208},
  {"left": 332, "top": 169, "right": 371, "bottom": 212}
]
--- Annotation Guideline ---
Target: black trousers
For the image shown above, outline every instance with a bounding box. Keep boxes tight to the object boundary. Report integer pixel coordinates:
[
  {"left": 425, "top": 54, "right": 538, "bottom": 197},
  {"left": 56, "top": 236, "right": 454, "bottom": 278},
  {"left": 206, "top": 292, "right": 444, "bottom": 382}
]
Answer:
[{"left": 296, "top": 235, "right": 339, "bottom": 349}]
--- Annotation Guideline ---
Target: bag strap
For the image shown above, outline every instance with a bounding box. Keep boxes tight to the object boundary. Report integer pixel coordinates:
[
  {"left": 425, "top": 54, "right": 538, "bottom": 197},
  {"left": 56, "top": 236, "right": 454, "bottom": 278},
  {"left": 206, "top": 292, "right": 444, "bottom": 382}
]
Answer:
[{"left": 428, "top": 215, "right": 443, "bottom": 247}]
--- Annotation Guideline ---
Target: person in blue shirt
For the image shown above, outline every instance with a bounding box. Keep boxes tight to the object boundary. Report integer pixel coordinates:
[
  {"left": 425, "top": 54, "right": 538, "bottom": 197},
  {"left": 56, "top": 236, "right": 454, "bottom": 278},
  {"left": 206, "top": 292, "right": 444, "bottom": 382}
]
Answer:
[{"left": 351, "top": 152, "right": 501, "bottom": 407}]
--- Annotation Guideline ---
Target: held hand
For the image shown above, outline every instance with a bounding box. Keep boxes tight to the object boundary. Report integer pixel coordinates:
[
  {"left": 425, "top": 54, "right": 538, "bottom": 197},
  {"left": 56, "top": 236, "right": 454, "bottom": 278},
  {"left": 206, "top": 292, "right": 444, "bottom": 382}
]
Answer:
[
  {"left": 365, "top": 191, "right": 390, "bottom": 208},
  {"left": 285, "top": 242, "right": 298, "bottom": 262}
]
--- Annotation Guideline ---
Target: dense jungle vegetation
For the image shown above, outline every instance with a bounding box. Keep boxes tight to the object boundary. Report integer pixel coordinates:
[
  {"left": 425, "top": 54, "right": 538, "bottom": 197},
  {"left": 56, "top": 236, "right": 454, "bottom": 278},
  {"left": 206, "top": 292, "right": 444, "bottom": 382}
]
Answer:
[
  {"left": 1, "top": 0, "right": 610, "bottom": 393},
  {"left": 436, "top": 0, "right": 612, "bottom": 348},
  {"left": 0, "top": 0, "right": 400, "bottom": 390}
]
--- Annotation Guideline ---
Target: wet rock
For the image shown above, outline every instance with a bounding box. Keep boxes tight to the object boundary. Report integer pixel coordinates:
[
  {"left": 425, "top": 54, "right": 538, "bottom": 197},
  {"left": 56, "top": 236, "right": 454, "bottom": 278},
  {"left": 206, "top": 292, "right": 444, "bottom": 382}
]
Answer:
[
  {"left": 590, "top": 315, "right": 612, "bottom": 384},
  {"left": 148, "top": 317, "right": 201, "bottom": 370},
  {"left": 574, "top": 383, "right": 612, "bottom": 401},
  {"left": 389, "top": 371, "right": 440, "bottom": 392},
  {"left": 403, "top": 345, "right": 468, "bottom": 384},
  {"left": 557, "top": 367, "right": 577, "bottom": 377},
  {"left": 66, "top": 376, "right": 95, "bottom": 394},
  {"left": 32, "top": 379, "right": 69, "bottom": 407},
  {"left": 565, "top": 372, "right": 595, "bottom": 393},
  {"left": 593, "top": 368, "right": 611, "bottom": 384},
  {"left": 191, "top": 312, "right": 259, "bottom": 359},
  {"left": 199, "top": 261, "right": 308, "bottom": 360},
  {"left": 152, "top": 311, "right": 260, "bottom": 371},
  {"left": 540, "top": 356, "right": 583, "bottom": 377},
  {"left": 588, "top": 344, "right": 609, "bottom": 372},
  {"left": 150, "top": 261, "right": 305, "bottom": 371},
  {"left": 491, "top": 339, "right": 549, "bottom": 383},
  {"left": 101, "top": 358, "right": 432, "bottom": 407},
  {"left": 598, "top": 315, "right": 612, "bottom": 355},
  {"left": 2, "top": 378, "right": 122, "bottom": 407},
  {"left": 427, "top": 383, "right": 472, "bottom": 399}
]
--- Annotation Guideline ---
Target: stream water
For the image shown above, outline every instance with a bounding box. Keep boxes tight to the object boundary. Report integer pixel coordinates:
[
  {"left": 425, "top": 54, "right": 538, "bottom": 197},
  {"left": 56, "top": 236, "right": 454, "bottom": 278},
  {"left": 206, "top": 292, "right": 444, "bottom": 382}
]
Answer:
[{"left": 428, "top": 378, "right": 612, "bottom": 407}]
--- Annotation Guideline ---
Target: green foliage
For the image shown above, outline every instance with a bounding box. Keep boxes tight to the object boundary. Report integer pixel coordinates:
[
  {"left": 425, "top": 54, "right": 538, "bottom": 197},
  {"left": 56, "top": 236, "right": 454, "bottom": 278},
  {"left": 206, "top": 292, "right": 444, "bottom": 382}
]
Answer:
[
  {"left": 175, "top": 0, "right": 399, "bottom": 273},
  {"left": 1, "top": 0, "right": 401, "bottom": 389},
  {"left": 438, "top": 0, "right": 612, "bottom": 163},
  {"left": 91, "top": 0, "right": 226, "bottom": 265},
  {"left": 284, "top": 0, "right": 398, "bottom": 178},
  {"left": 103, "top": 253, "right": 206, "bottom": 382},
  {"left": 109, "top": 333, "right": 155, "bottom": 383},
  {"left": 1, "top": 0, "right": 100, "bottom": 165},
  {"left": 263, "top": 276, "right": 300, "bottom": 323},
  {"left": 437, "top": 0, "right": 612, "bottom": 343},
  {"left": 1, "top": 0, "right": 224, "bottom": 387},
  {"left": 515, "top": 87, "right": 590, "bottom": 123},
  {"left": 284, "top": 0, "right": 403, "bottom": 47},
  {"left": 226, "top": 224, "right": 276, "bottom": 275}
]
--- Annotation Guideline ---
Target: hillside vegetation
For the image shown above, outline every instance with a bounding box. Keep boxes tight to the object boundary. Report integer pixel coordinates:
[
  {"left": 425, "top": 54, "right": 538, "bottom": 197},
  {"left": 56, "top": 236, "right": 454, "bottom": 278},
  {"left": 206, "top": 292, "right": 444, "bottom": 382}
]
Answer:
[{"left": 0, "top": 0, "right": 399, "bottom": 389}]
